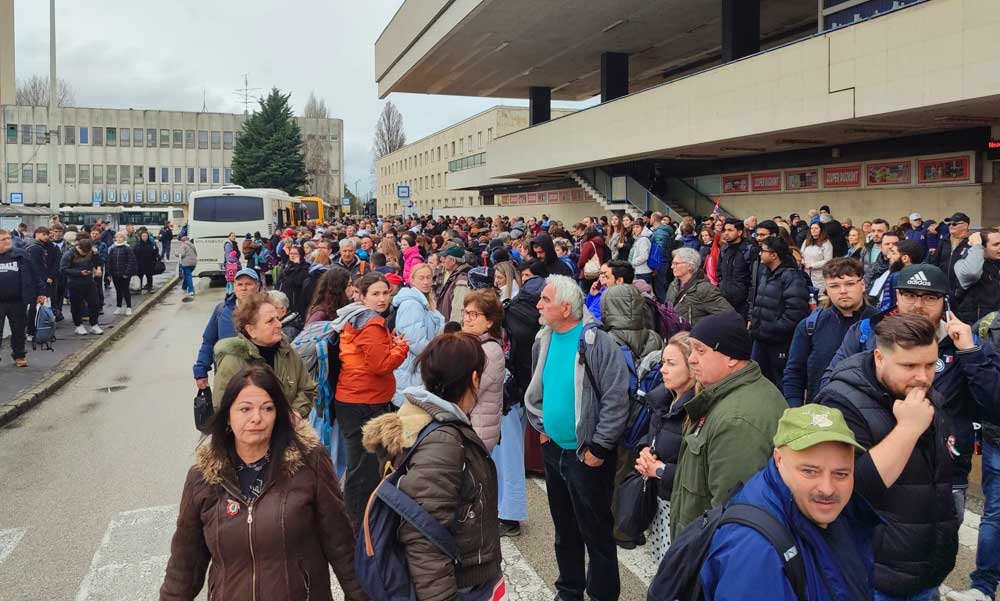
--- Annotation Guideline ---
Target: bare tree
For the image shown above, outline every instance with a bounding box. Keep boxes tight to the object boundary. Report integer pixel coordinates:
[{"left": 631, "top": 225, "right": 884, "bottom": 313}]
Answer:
[
  {"left": 16, "top": 75, "right": 76, "bottom": 107},
  {"left": 372, "top": 101, "right": 406, "bottom": 158},
  {"left": 301, "top": 92, "right": 333, "bottom": 200},
  {"left": 303, "top": 91, "right": 328, "bottom": 119}
]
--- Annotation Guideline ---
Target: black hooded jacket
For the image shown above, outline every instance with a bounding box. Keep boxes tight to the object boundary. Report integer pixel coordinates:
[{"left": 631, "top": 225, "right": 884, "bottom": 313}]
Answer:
[
  {"left": 530, "top": 233, "right": 573, "bottom": 277},
  {"left": 749, "top": 256, "right": 810, "bottom": 344},
  {"left": 815, "top": 352, "right": 959, "bottom": 596}
]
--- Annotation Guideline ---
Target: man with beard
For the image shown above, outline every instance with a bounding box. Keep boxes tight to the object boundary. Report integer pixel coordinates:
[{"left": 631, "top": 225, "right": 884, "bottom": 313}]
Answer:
[
  {"left": 863, "top": 219, "right": 890, "bottom": 286},
  {"left": 867, "top": 229, "right": 900, "bottom": 305},
  {"left": 954, "top": 229, "right": 1000, "bottom": 324},
  {"left": 717, "top": 218, "right": 752, "bottom": 318}
]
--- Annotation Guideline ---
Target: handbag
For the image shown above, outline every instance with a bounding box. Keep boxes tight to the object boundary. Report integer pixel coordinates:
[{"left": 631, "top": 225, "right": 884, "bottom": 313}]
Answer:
[
  {"left": 153, "top": 258, "right": 166, "bottom": 275},
  {"left": 583, "top": 241, "right": 601, "bottom": 279},
  {"left": 613, "top": 471, "right": 659, "bottom": 541},
  {"left": 193, "top": 387, "right": 214, "bottom": 432}
]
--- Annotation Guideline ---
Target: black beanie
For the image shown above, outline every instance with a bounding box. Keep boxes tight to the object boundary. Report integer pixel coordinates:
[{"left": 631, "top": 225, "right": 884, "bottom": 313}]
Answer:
[{"left": 689, "top": 311, "right": 752, "bottom": 360}]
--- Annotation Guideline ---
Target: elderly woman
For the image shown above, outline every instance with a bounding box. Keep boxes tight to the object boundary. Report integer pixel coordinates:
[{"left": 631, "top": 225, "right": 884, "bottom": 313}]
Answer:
[
  {"left": 665, "top": 246, "right": 732, "bottom": 328},
  {"left": 212, "top": 293, "right": 316, "bottom": 419},
  {"left": 177, "top": 234, "right": 198, "bottom": 299},
  {"left": 160, "top": 364, "right": 366, "bottom": 601}
]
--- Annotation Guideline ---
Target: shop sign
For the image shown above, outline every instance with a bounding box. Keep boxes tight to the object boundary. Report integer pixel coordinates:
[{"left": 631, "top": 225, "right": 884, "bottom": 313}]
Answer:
[{"left": 823, "top": 165, "right": 862, "bottom": 188}]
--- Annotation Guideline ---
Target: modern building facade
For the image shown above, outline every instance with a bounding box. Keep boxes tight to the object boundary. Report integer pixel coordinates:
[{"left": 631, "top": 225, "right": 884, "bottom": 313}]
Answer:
[
  {"left": 376, "top": 0, "right": 1000, "bottom": 225},
  {"left": 0, "top": 0, "right": 13, "bottom": 106}
]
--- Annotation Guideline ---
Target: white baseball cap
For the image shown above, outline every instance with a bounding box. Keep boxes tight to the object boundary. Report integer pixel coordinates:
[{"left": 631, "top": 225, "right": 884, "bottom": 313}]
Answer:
[{"left": 909, "top": 212, "right": 922, "bottom": 221}]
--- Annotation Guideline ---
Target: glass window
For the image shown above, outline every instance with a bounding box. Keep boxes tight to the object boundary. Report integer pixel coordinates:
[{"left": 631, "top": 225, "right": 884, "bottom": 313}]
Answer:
[
  {"left": 147, "top": 128, "right": 156, "bottom": 147},
  {"left": 79, "top": 164, "right": 90, "bottom": 184},
  {"left": 93, "top": 127, "right": 104, "bottom": 146},
  {"left": 212, "top": 168, "right": 220, "bottom": 184},
  {"left": 148, "top": 167, "right": 156, "bottom": 183},
  {"left": 64, "top": 164, "right": 76, "bottom": 183},
  {"left": 106, "top": 127, "right": 117, "bottom": 146},
  {"left": 478, "top": 132, "right": 482, "bottom": 148},
  {"left": 198, "top": 130, "right": 208, "bottom": 149},
  {"left": 134, "top": 166, "right": 143, "bottom": 184},
  {"left": 120, "top": 165, "right": 129, "bottom": 184},
  {"left": 187, "top": 167, "right": 195, "bottom": 183},
  {"left": 211, "top": 131, "right": 221, "bottom": 150},
  {"left": 191, "top": 195, "right": 265, "bottom": 222},
  {"left": 468, "top": 135, "right": 472, "bottom": 150},
  {"left": 36, "top": 125, "right": 47, "bottom": 144},
  {"left": 174, "top": 167, "right": 181, "bottom": 183},
  {"left": 93, "top": 165, "right": 103, "bottom": 184},
  {"left": 172, "top": 130, "right": 182, "bottom": 148},
  {"left": 161, "top": 167, "right": 169, "bottom": 183},
  {"left": 199, "top": 167, "right": 207, "bottom": 183},
  {"left": 36, "top": 164, "right": 47, "bottom": 184},
  {"left": 120, "top": 128, "right": 130, "bottom": 147},
  {"left": 21, "top": 163, "right": 32, "bottom": 183},
  {"left": 488, "top": 128, "right": 493, "bottom": 143},
  {"left": 185, "top": 130, "right": 195, "bottom": 149},
  {"left": 159, "top": 129, "right": 170, "bottom": 147},
  {"left": 64, "top": 125, "right": 76, "bottom": 145},
  {"left": 134, "top": 128, "right": 143, "bottom": 146},
  {"left": 224, "top": 167, "right": 232, "bottom": 184},
  {"left": 459, "top": 138, "right": 463, "bottom": 154},
  {"left": 6, "top": 163, "right": 16, "bottom": 182},
  {"left": 79, "top": 127, "right": 89, "bottom": 145},
  {"left": 106, "top": 165, "right": 116, "bottom": 183},
  {"left": 21, "top": 124, "right": 32, "bottom": 144},
  {"left": 5, "top": 124, "right": 17, "bottom": 144},
  {"left": 223, "top": 131, "right": 233, "bottom": 149}
]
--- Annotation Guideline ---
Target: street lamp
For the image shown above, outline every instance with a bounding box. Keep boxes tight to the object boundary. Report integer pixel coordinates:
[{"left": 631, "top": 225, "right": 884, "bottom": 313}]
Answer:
[{"left": 47, "top": 0, "right": 59, "bottom": 214}]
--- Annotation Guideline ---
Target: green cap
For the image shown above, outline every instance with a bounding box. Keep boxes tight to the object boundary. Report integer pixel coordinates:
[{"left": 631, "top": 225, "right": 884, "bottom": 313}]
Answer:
[
  {"left": 437, "top": 245, "right": 466, "bottom": 259},
  {"left": 773, "top": 405, "right": 865, "bottom": 452}
]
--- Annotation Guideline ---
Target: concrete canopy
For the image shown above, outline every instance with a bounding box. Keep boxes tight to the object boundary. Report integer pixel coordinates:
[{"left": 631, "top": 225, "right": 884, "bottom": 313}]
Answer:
[{"left": 376, "top": 0, "right": 816, "bottom": 100}]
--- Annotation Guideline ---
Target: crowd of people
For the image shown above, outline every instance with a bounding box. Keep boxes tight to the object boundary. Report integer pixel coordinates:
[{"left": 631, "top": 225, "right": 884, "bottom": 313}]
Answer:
[{"left": 164, "top": 206, "right": 999, "bottom": 601}]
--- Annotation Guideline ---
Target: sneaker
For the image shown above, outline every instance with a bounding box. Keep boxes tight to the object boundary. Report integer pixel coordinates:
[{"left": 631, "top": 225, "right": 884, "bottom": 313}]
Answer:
[
  {"left": 75, "top": 325, "right": 88, "bottom": 336},
  {"left": 14, "top": 358, "right": 27, "bottom": 368},
  {"left": 946, "top": 589, "right": 992, "bottom": 601},
  {"left": 26, "top": 334, "right": 33, "bottom": 342},
  {"left": 125, "top": 308, "right": 132, "bottom": 316},
  {"left": 89, "top": 325, "right": 104, "bottom": 335},
  {"left": 499, "top": 520, "right": 521, "bottom": 538},
  {"left": 113, "top": 307, "right": 123, "bottom": 315}
]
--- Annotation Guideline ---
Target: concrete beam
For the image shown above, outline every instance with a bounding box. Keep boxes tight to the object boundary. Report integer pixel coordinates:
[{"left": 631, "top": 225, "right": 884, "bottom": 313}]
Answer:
[
  {"left": 600, "top": 52, "right": 629, "bottom": 102},
  {"left": 529, "top": 86, "right": 551, "bottom": 126}
]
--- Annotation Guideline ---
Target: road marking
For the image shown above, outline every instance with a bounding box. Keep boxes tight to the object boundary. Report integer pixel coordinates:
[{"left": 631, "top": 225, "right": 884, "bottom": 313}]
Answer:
[
  {"left": 0, "top": 528, "right": 26, "bottom": 565},
  {"left": 74, "top": 505, "right": 178, "bottom": 601},
  {"left": 501, "top": 538, "right": 554, "bottom": 601}
]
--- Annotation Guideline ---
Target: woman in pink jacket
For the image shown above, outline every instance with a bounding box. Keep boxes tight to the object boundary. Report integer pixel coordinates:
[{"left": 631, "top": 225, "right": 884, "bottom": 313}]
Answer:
[
  {"left": 401, "top": 232, "right": 424, "bottom": 283},
  {"left": 460, "top": 289, "right": 504, "bottom": 452}
]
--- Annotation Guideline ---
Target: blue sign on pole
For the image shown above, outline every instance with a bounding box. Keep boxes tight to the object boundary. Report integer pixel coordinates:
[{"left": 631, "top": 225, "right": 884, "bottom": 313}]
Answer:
[
  {"left": 341, "top": 197, "right": 352, "bottom": 207},
  {"left": 397, "top": 185, "right": 411, "bottom": 199},
  {"left": 9, "top": 192, "right": 23, "bottom": 205}
]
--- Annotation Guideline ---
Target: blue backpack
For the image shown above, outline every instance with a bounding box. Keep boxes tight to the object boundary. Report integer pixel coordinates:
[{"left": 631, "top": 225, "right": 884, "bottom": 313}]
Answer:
[
  {"left": 647, "top": 239, "right": 666, "bottom": 272},
  {"left": 32, "top": 305, "right": 57, "bottom": 351}
]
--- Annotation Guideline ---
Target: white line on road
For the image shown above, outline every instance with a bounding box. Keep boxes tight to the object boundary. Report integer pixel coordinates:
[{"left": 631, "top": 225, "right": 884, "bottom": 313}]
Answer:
[
  {"left": 74, "top": 505, "right": 178, "bottom": 601},
  {"left": 0, "top": 528, "right": 26, "bottom": 565},
  {"left": 501, "top": 537, "right": 554, "bottom": 601}
]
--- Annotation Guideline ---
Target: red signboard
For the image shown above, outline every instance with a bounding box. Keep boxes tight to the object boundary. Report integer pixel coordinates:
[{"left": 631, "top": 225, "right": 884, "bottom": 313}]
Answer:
[
  {"left": 497, "top": 187, "right": 587, "bottom": 206},
  {"left": 866, "top": 160, "right": 912, "bottom": 186},
  {"left": 751, "top": 171, "right": 782, "bottom": 192},
  {"left": 823, "top": 165, "right": 862, "bottom": 188},
  {"left": 917, "top": 155, "right": 970, "bottom": 184},
  {"left": 722, "top": 174, "right": 749, "bottom": 194},
  {"left": 785, "top": 168, "right": 819, "bottom": 191}
]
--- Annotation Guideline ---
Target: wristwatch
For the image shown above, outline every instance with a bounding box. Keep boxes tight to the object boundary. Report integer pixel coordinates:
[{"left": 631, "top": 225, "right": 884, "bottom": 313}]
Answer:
[{"left": 655, "top": 465, "right": 665, "bottom": 480}]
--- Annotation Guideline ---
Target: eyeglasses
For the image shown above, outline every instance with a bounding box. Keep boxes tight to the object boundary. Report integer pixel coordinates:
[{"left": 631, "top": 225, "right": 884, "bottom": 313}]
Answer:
[
  {"left": 462, "top": 309, "right": 484, "bottom": 320},
  {"left": 826, "top": 279, "right": 862, "bottom": 291},
  {"left": 759, "top": 248, "right": 775, "bottom": 255},
  {"left": 898, "top": 290, "right": 944, "bottom": 304}
]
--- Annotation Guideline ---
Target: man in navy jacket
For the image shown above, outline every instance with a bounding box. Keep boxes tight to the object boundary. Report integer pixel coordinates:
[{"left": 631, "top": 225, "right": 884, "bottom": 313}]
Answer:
[
  {"left": 0, "top": 229, "right": 46, "bottom": 367},
  {"left": 192, "top": 269, "right": 259, "bottom": 389}
]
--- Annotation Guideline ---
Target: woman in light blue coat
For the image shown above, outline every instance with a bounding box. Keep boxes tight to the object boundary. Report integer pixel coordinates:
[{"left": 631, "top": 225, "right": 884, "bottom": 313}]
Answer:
[{"left": 392, "top": 262, "right": 445, "bottom": 406}]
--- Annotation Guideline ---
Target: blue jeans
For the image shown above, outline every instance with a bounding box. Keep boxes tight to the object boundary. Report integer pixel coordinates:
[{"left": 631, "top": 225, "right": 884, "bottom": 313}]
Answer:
[
  {"left": 491, "top": 405, "right": 528, "bottom": 522},
  {"left": 972, "top": 439, "right": 1000, "bottom": 598},
  {"left": 873, "top": 588, "right": 935, "bottom": 601},
  {"left": 180, "top": 266, "right": 195, "bottom": 294}
]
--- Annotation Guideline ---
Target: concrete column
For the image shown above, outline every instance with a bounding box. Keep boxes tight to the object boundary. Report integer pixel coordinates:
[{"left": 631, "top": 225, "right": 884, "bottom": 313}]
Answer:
[
  {"left": 528, "top": 86, "right": 551, "bottom": 126},
  {"left": 721, "top": 0, "right": 760, "bottom": 63},
  {"left": 600, "top": 52, "right": 629, "bottom": 102},
  {"left": 0, "top": 0, "right": 14, "bottom": 105}
]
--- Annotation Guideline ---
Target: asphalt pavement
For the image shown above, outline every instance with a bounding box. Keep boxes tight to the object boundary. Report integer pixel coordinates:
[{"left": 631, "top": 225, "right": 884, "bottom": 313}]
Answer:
[{"left": 0, "top": 286, "right": 985, "bottom": 600}]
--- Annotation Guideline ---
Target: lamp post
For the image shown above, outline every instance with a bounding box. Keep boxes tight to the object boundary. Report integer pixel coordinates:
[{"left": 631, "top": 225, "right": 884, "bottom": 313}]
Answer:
[{"left": 47, "top": 0, "right": 59, "bottom": 214}]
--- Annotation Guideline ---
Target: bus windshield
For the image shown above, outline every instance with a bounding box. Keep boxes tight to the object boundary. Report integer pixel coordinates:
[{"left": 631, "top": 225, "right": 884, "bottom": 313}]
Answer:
[{"left": 191, "top": 195, "right": 265, "bottom": 222}]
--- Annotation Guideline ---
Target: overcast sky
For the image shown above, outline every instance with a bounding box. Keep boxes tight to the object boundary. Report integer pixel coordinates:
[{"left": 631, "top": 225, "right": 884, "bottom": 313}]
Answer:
[{"left": 13, "top": 0, "right": 593, "bottom": 198}]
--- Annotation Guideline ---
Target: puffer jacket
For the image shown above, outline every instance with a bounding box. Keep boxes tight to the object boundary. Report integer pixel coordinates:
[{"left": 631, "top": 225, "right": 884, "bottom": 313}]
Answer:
[
  {"left": 60, "top": 247, "right": 102, "bottom": 289},
  {"left": 666, "top": 269, "right": 734, "bottom": 328},
  {"left": 642, "top": 387, "right": 692, "bottom": 501},
  {"left": 718, "top": 240, "right": 752, "bottom": 318},
  {"left": 212, "top": 334, "right": 316, "bottom": 418},
  {"left": 470, "top": 334, "right": 504, "bottom": 452},
  {"left": 334, "top": 302, "right": 408, "bottom": 404},
  {"left": 749, "top": 258, "right": 810, "bottom": 344},
  {"left": 279, "top": 261, "right": 310, "bottom": 317},
  {"left": 178, "top": 240, "right": 198, "bottom": 268},
  {"left": 600, "top": 284, "right": 663, "bottom": 357},
  {"left": 134, "top": 237, "right": 159, "bottom": 274},
  {"left": 628, "top": 227, "right": 653, "bottom": 275},
  {"left": 159, "top": 424, "right": 367, "bottom": 601},
  {"left": 362, "top": 390, "right": 502, "bottom": 601},
  {"left": 391, "top": 287, "right": 445, "bottom": 406},
  {"left": 816, "top": 352, "right": 960, "bottom": 596},
  {"left": 436, "top": 263, "right": 471, "bottom": 323},
  {"left": 402, "top": 245, "right": 423, "bottom": 283},
  {"left": 106, "top": 242, "right": 138, "bottom": 278}
]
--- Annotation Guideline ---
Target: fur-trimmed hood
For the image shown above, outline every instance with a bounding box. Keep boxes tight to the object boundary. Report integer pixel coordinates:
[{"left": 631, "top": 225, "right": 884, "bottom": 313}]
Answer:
[
  {"left": 213, "top": 333, "right": 295, "bottom": 362},
  {"left": 361, "top": 387, "right": 470, "bottom": 458},
  {"left": 194, "top": 421, "right": 322, "bottom": 486}
]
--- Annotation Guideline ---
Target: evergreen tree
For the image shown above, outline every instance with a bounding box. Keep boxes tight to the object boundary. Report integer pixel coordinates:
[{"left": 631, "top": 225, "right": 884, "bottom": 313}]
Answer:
[{"left": 232, "top": 88, "right": 308, "bottom": 195}]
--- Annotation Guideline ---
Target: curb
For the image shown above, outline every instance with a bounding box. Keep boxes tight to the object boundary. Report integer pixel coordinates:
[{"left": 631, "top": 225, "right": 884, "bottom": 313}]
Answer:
[{"left": 0, "top": 276, "right": 179, "bottom": 427}]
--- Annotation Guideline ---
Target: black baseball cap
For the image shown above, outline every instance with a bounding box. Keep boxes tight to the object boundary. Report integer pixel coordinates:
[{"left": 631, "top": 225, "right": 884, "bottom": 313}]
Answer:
[
  {"left": 949, "top": 212, "right": 970, "bottom": 224},
  {"left": 896, "top": 265, "right": 948, "bottom": 296}
]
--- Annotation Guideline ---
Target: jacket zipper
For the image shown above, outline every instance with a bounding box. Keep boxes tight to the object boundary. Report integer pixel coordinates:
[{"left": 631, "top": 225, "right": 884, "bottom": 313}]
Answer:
[{"left": 247, "top": 504, "right": 256, "bottom": 601}]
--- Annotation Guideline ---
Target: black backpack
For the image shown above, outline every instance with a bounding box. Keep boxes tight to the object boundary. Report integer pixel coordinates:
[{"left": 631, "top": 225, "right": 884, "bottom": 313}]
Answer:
[{"left": 647, "top": 501, "right": 807, "bottom": 601}]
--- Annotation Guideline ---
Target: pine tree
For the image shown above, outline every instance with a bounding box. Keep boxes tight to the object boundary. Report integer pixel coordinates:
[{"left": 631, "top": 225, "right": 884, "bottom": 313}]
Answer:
[{"left": 232, "top": 88, "right": 308, "bottom": 195}]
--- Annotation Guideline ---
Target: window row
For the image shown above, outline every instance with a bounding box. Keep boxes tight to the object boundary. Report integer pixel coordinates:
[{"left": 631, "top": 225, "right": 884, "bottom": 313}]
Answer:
[
  {"left": 380, "top": 127, "right": 493, "bottom": 177},
  {"left": 5, "top": 124, "right": 237, "bottom": 150},
  {"left": 6, "top": 163, "right": 232, "bottom": 185}
]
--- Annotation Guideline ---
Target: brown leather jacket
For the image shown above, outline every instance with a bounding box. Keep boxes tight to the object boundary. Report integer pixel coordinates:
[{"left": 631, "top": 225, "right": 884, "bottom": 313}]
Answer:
[
  {"left": 159, "top": 425, "right": 367, "bottom": 601},
  {"left": 362, "top": 392, "right": 502, "bottom": 601}
]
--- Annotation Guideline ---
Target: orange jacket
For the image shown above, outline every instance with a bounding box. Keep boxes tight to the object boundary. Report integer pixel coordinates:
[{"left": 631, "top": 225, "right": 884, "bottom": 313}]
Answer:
[{"left": 336, "top": 317, "right": 409, "bottom": 404}]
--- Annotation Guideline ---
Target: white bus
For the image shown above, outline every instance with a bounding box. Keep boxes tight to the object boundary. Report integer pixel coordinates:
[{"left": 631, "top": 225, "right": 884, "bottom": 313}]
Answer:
[
  {"left": 59, "top": 206, "right": 121, "bottom": 229},
  {"left": 188, "top": 186, "right": 303, "bottom": 278},
  {"left": 119, "top": 206, "right": 186, "bottom": 238}
]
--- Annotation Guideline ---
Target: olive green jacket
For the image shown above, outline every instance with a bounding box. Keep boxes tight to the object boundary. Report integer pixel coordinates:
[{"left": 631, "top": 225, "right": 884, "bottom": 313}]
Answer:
[
  {"left": 212, "top": 334, "right": 316, "bottom": 418},
  {"left": 668, "top": 361, "right": 787, "bottom": 539}
]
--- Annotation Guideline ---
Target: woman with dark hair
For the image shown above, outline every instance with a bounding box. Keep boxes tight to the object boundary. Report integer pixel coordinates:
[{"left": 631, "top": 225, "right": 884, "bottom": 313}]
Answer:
[
  {"left": 160, "top": 365, "right": 366, "bottom": 601},
  {"left": 801, "top": 221, "right": 833, "bottom": 292},
  {"left": 61, "top": 237, "right": 104, "bottom": 335},
  {"left": 212, "top": 293, "right": 316, "bottom": 419},
  {"left": 576, "top": 226, "right": 607, "bottom": 291},
  {"left": 278, "top": 244, "right": 309, "bottom": 316},
  {"left": 361, "top": 333, "right": 502, "bottom": 601},
  {"left": 400, "top": 232, "right": 423, "bottom": 282},
  {"left": 460, "top": 290, "right": 504, "bottom": 452},
  {"left": 332, "top": 271, "right": 409, "bottom": 528},
  {"left": 305, "top": 268, "right": 353, "bottom": 324},
  {"left": 134, "top": 230, "right": 159, "bottom": 292}
]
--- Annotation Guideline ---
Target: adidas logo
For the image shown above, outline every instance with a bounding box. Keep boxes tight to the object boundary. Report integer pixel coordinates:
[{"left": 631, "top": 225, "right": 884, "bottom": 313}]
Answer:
[{"left": 906, "top": 270, "right": 931, "bottom": 287}]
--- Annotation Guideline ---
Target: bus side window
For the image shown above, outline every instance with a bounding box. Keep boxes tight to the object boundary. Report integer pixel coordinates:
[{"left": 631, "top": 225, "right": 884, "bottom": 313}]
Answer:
[{"left": 277, "top": 208, "right": 285, "bottom": 228}]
